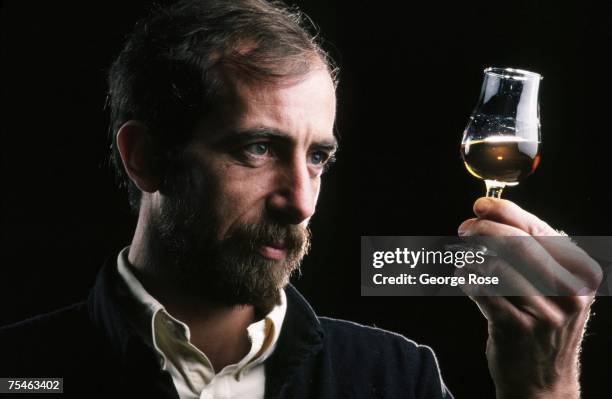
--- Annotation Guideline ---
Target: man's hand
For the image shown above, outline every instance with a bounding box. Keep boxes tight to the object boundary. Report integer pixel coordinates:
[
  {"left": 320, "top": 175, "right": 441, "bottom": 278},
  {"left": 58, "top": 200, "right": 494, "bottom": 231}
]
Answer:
[{"left": 458, "top": 197, "right": 602, "bottom": 399}]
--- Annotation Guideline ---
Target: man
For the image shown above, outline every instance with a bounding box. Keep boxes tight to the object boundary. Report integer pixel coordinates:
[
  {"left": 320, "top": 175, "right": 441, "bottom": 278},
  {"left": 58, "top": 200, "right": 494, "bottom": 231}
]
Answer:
[{"left": 0, "top": 1, "right": 597, "bottom": 398}]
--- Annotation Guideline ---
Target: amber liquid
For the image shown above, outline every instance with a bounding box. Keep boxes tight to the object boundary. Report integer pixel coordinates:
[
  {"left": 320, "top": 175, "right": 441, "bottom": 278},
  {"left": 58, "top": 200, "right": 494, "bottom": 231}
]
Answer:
[{"left": 461, "top": 136, "right": 541, "bottom": 184}]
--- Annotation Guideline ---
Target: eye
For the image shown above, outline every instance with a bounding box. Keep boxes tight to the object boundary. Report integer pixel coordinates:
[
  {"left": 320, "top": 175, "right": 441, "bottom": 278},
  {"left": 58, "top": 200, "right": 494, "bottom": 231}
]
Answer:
[
  {"left": 244, "top": 142, "right": 269, "bottom": 156},
  {"left": 309, "top": 151, "right": 326, "bottom": 165}
]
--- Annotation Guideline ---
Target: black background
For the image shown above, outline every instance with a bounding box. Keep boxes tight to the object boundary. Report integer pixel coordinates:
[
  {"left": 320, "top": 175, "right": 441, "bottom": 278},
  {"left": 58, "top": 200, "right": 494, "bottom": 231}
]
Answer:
[{"left": 1, "top": 1, "right": 611, "bottom": 397}]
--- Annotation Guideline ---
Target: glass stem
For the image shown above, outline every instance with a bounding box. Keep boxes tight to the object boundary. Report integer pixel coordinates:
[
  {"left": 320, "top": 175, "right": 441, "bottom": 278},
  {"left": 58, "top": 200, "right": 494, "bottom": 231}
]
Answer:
[{"left": 485, "top": 180, "right": 505, "bottom": 198}]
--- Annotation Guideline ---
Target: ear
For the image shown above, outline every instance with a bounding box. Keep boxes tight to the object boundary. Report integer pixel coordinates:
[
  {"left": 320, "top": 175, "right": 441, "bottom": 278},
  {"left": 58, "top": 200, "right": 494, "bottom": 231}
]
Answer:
[{"left": 116, "top": 120, "right": 161, "bottom": 193}]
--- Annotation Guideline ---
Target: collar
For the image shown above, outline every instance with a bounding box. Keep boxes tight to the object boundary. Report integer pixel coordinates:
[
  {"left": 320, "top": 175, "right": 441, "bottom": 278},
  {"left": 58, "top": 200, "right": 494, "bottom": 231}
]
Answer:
[
  {"left": 115, "top": 247, "right": 287, "bottom": 379},
  {"left": 87, "top": 252, "right": 325, "bottom": 398},
  {"left": 87, "top": 255, "right": 174, "bottom": 397}
]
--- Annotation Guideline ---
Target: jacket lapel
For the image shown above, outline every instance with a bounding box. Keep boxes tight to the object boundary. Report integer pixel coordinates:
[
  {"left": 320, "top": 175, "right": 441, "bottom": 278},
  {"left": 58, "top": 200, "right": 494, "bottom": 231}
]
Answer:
[
  {"left": 264, "top": 284, "right": 325, "bottom": 398},
  {"left": 87, "top": 260, "right": 180, "bottom": 399}
]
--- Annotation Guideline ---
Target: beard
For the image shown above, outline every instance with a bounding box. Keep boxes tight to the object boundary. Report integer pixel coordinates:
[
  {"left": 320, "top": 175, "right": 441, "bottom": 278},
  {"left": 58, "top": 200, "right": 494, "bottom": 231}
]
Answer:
[{"left": 148, "top": 163, "right": 310, "bottom": 312}]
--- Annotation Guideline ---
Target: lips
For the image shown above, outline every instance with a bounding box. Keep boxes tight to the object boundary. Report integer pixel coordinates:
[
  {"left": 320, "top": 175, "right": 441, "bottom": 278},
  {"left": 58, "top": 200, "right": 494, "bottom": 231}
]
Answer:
[{"left": 258, "top": 241, "right": 288, "bottom": 260}]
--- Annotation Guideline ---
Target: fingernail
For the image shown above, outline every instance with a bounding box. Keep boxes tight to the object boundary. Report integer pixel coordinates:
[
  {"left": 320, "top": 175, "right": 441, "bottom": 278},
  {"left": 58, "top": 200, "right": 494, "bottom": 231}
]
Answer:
[
  {"left": 458, "top": 220, "right": 473, "bottom": 236},
  {"left": 474, "top": 198, "right": 490, "bottom": 215},
  {"left": 458, "top": 229, "right": 472, "bottom": 237}
]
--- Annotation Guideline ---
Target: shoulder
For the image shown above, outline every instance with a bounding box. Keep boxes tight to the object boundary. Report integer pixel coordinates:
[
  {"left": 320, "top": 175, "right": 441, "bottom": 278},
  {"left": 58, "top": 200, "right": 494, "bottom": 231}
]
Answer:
[
  {"left": 0, "top": 302, "right": 101, "bottom": 373},
  {"left": 318, "top": 316, "right": 439, "bottom": 370},
  {"left": 316, "top": 317, "right": 452, "bottom": 398},
  {"left": 0, "top": 302, "right": 90, "bottom": 339},
  {"left": 319, "top": 316, "right": 426, "bottom": 350}
]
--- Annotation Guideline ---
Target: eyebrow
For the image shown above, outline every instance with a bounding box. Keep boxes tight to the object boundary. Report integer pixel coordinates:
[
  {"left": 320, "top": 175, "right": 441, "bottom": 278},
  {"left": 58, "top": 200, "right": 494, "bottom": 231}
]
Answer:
[{"left": 215, "top": 126, "right": 339, "bottom": 153}]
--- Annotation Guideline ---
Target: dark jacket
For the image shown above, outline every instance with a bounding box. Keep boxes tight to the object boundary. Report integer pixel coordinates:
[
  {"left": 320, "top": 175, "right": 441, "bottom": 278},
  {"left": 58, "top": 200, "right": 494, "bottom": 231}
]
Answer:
[{"left": 0, "top": 262, "right": 453, "bottom": 399}]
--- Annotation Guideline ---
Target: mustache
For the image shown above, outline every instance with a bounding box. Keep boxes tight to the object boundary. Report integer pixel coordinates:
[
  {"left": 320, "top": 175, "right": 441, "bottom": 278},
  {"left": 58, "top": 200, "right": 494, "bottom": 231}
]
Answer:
[{"left": 225, "top": 219, "right": 311, "bottom": 257}]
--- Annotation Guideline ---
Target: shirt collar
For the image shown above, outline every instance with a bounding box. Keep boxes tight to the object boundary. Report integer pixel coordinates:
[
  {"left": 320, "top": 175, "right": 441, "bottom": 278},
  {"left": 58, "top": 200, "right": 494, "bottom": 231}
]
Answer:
[
  {"left": 116, "top": 246, "right": 287, "bottom": 378},
  {"left": 86, "top": 251, "right": 325, "bottom": 398}
]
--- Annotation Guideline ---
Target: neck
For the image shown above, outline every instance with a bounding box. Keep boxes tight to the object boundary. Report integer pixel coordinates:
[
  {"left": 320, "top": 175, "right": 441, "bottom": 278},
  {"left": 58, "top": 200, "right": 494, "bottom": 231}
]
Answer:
[{"left": 127, "top": 206, "right": 258, "bottom": 372}]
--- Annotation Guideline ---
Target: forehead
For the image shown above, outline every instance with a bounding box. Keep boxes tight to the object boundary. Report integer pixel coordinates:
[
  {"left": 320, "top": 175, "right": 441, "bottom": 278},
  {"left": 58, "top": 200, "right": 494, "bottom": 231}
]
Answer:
[{"left": 200, "top": 67, "right": 337, "bottom": 144}]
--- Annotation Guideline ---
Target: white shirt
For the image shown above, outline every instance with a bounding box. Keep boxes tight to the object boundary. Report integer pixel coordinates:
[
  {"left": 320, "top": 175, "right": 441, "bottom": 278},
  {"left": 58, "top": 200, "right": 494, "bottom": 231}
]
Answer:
[{"left": 116, "top": 248, "right": 287, "bottom": 399}]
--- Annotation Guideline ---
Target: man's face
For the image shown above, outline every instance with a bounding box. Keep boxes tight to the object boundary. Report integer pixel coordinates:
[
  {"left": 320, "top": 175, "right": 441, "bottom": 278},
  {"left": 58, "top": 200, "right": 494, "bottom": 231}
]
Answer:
[{"left": 152, "top": 66, "right": 337, "bottom": 311}]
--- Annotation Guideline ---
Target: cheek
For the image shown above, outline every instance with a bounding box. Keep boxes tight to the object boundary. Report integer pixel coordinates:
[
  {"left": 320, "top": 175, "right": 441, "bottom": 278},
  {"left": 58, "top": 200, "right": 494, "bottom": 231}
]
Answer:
[{"left": 212, "top": 165, "right": 272, "bottom": 229}]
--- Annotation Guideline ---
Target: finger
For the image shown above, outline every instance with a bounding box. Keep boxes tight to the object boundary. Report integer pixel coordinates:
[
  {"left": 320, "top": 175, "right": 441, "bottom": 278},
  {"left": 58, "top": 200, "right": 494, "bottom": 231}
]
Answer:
[
  {"left": 459, "top": 219, "right": 591, "bottom": 295},
  {"left": 460, "top": 235, "right": 597, "bottom": 314},
  {"left": 459, "top": 219, "right": 603, "bottom": 295},
  {"left": 463, "top": 271, "right": 569, "bottom": 333},
  {"left": 464, "top": 259, "right": 576, "bottom": 326},
  {"left": 467, "top": 293, "right": 577, "bottom": 349},
  {"left": 472, "top": 197, "right": 557, "bottom": 236},
  {"left": 470, "top": 197, "right": 580, "bottom": 262},
  {"left": 459, "top": 217, "right": 528, "bottom": 237},
  {"left": 465, "top": 294, "right": 533, "bottom": 330},
  {"left": 458, "top": 256, "right": 541, "bottom": 296}
]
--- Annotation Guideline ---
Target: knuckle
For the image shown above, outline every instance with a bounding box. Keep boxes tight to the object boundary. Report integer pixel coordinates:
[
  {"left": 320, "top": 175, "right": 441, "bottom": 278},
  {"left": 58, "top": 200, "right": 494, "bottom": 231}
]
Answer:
[
  {"left": 491, "top": 316, "right": 530, "bottom": 337},
  {"left": 468, "top": 219, "right": 488, "bottom": 234},
  {"left": 584, "top": 259, "right": 604, "bottom": 289},
  {"left": 506, "top": 235, "right": 533, "bottom": 255},
  {"left": 526, "top": 217, "right": 554, "bottom": 236},
  {"left": 541, "top": 312, "right": 566, "bottom": 329},
  {"left": 565, "top": 295, "right": 593, "bottom": 313}
]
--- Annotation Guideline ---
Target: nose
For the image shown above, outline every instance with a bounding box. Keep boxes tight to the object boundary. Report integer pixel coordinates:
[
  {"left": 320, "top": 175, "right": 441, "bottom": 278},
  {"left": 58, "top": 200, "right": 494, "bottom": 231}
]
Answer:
[{"left": 267, "top": 158, "right": 317, "bottom": 225}]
